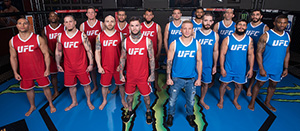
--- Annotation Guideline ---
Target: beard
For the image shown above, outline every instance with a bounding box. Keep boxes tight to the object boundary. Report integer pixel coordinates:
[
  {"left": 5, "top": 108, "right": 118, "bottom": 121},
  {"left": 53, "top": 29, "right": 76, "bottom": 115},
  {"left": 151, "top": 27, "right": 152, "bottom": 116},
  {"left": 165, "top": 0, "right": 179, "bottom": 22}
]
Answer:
[
  {"left": 252, "top": 18, "right": 261, "bottom": 23},
  {"left": 131, "top": 31, "right": 141, "bottom": 36},
  {"left": 145, "top": 19, "right": 153, "bottom": 24},
  {"left": 236, "top": 29, "right": 246, "bottom": 35},
  {"left": 203, "top": 24, "right": 211, "bottom": 30},
  {"left": 119, "top": 19, "right": 125, "bottom": 22},
  {"left": 105, "top": 25, "right": 114, "bottom": 31},
  {"left": 195, "top": 15, "right": 202, "bottom": 19}
]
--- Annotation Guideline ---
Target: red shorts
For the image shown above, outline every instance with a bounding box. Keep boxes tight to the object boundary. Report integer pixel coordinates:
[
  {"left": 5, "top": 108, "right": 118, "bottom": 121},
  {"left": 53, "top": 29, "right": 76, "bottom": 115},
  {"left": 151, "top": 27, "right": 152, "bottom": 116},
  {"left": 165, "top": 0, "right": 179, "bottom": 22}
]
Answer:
[
  {"left": 50, "top": 56, "right": 58, "bottom": 74},
  {"left": 125, "top": 82, "right": 152, "bottom": 96},
  {"left": 20, "top": 77, "right": 50, "bottom": 90},
  {"left": 100, "top": 72, "right": 124, "bottom": 87},
  {"left": 64, "top": 72, "right": 91, "bottom": 87}
]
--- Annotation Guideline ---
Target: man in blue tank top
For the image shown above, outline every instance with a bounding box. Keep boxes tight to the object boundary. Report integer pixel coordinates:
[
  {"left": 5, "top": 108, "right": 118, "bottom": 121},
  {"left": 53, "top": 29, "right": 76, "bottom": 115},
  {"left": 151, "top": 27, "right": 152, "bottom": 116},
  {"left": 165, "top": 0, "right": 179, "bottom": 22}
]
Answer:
[
  {"left": 195, "top": 13, "right": 219, "bottom": 110},
  {"left": 218, "top": 19, "right": 254, "bottom": 110},
  {"left": 248, "top": 15, "right": 290, "bottom": 112},
  {"left": 165, "top": 20, "right": 202, "bottom": 128},
  {"left": 192, "top": 7, "right": 205, "bottom": 33},
  {"left": 246, "top": 9, "right": 270, "bottom": 97}
]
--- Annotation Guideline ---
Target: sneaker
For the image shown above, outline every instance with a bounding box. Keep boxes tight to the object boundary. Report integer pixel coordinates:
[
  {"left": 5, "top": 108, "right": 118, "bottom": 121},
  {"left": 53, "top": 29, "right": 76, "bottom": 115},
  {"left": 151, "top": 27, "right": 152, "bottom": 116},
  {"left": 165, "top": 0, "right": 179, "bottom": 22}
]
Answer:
[
  {"left": 186, "top": 115, "right": 197, "bottom": 128},
  {"left": 166, "top": 115, "right": 173, "bottom": 127},
  {"left": 122, "top": 111, "right": 134, "bottom": 123},
  {"left": 146, "top": 111, "right": 153, "bottom": 124}
]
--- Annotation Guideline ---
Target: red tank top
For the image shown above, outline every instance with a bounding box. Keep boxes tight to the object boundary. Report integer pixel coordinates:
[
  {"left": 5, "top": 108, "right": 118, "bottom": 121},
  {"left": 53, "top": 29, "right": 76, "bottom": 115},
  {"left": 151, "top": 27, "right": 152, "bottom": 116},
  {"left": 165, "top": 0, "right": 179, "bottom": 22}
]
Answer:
[
  {"left": 141, "top": 22, "right": 158, "bottom": 55},
  {"left": 125, "top": 35, "right": 149, "bottom": 83},
  {"left": 115, "top": 22, "right": 129, "bottom": 38},
  {"left": 44, "top": 24, "right": 64, "bottom": 52},
  {"left": 11, "top": 33, "right": 45, "bottom": 80},
  {"left": 60, "top": 30, "right": 87, "bottom": 74},
  {"left": 99, "top": 30, "right": 122, "bottom": 73},
  {"left": 83, "top": 20, "right": 102, "bottom": 52}
]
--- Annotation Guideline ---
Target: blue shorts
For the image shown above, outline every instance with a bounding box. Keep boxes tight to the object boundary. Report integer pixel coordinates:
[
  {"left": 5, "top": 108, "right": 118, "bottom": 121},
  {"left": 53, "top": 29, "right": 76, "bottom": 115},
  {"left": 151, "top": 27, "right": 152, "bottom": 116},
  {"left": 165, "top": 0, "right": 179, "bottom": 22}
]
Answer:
[
  {"left": 219, "top": 74, "right": 247, "bottom": 84},
  {"left": 202, "top": 67, "right": 212, "bottom": 84},
  {"left": 255, "top": 72, "right": 282, "bottom": 82}
]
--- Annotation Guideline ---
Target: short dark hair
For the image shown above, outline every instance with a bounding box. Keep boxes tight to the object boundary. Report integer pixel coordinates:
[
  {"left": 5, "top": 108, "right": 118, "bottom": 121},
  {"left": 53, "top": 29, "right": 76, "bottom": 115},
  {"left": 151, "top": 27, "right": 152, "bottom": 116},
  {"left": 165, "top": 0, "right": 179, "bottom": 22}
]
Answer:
[
  {"left": 236, "top": 19, "right": 248, "bottom": 25},
  {"left": 202, "top": 12, "right": 214, "bottom": 20},
  {"left": 251, "top": 9, "right": 262, "bottom": 15},
  {"left": 275, "top": 14, "right": 288, "bottom": 22},
  {"left": 172, "top": 8, "right": 181, "bottom": 14},
  {"left": 129, "top": 16, "right": 141, "bottom": 24},
  {"left": 196, "top": 7, "right": 204, "bottom": 11},
  {"left": 144, "top": 8, "right": 153, "bottom": 14},
  {"left": 118, "top": 9, "right": 126, "bottom": 14},
  {"left": 87, "top": 6, "right": 96, "bottom": 12},
  {"left": 64, "top": 15, "right": 76, "bottom": 21}
]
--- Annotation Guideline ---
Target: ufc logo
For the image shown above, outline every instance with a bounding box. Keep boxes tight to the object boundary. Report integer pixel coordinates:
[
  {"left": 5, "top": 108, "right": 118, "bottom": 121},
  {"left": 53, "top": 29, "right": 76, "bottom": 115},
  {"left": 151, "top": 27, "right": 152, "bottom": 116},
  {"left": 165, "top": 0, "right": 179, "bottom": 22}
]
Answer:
[
  {"left": 142, "top": 31, "right": 155, "bottom": 37},
  {"left": 49, "top": 33, "right": 61, "bottom": 40},
  {"left": 220, "top": 30, "right": 233, "bottom": 36},
  {"left": 86, "top": 30, "right": 99, "bottom": 36},
  {"left": 198, "top": 39, "right": 213, "bottom": 45},
  {"left": 231, "top": 44, "right": 247, "bottom": 51},
  {"left": 128, "top": 48, "right": 145, "bottom": 55},
  {"left": 64, "top": 42, "right": 79, "bottom": 48},
  {"left": 17, "top": 45, "right": 34, "bottom": 53},
  {"left": 103, "top": 40, "right": 118, "bottom": 46},
  {"left": 272, "top": 40, "right": 288, "bottom": 47},
  {"left": 178, "top": 50, "right": 195, "bottom": 57},
  {"left": 171, "top": 30, "right": 182, "bottom": 35},
  {"left": 246, "top": 30, "right": 260, "bottom": 36}
]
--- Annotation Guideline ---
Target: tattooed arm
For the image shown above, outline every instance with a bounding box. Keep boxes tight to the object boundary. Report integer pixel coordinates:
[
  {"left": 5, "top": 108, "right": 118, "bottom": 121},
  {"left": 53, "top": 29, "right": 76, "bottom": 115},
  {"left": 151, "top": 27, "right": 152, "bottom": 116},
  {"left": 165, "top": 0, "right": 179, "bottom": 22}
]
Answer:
[
  {"left": 219, "top": 37, "right": 228, "bottom": 77},
  {"left": 247, "top": 38, "right": 255, "bottom": 78},
  {"left": 82, "top": 33, "right": 94, "bottom": 72},
  {"left": 212, "top": 33, "right": 219, "bottom": 75},
  {"left": 256, "top": 33, "right": 267, "bottom": 77},
  {"left": 117, "top": 39, "right": 127, "bottom": 82},
  {"left": 95, "top": 34, "right": 104, "bottom": 74},
  {"left": 55, "top": 35, "right": 64, "bottom": 72},
  {"left": 147, "top": 38, "right": 155, "bottom": 82},
  {"left": 38, "top": 36, "right": 51, "bottom": 77},
  {"left": 166, "top": 41, "right": 176, "bottom": 85},
  {"left": 195, "top": 41, "right": 202, "bottom": 86}
]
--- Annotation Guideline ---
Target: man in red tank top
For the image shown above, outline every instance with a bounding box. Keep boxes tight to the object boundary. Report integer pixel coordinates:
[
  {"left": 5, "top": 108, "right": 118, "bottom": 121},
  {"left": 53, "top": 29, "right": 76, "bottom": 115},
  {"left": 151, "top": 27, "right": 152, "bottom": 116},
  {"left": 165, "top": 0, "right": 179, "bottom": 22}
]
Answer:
[
  {"left": 115, "top": 9, "right": 130, "bottom": 38},
  {"left": 95, "top": 15, "right": 127, "bottom": 110},
  {"left": 141, "top": 8, "right": 163, "bottom": 92},
  {"left": 118, "top": 16, "right": 155, "bottom": 124},
  {"left": 9, "top": 18, "right": 56, "bottom": 116},
  {"left": 55, "top": 15, "right": 95, "bottom": 111},
  {"left": 41, "top": 12, "right": 65, "bottom": 99},
  {"left": 80, "top": 6, "right": 104, "bottom": 94}
]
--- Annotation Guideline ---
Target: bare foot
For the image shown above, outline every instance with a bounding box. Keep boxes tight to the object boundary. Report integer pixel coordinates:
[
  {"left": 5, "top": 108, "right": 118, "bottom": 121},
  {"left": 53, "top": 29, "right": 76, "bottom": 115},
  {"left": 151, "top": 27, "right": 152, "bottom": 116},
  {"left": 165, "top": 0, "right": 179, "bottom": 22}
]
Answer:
[
  {"left": 247, "top": 88, "right": 252, "bottom": 97},
  {"left": 248, "top": 103, "right": 255, "bottom": 111},
  {"left": 233, "top": 101, "right": 241, "bottom": 110},
  {"left": 226, "top": 86, "right": 231, "bottom": 91},
  {"left": 217, "top": 101, "right": 223, "bottom": 109},
  {"left": 88, "top": 102, "right": 95, "bottom": 110},
  {"left": 121, "top": 100, "right": 128, "bottom": 109},
  {"left": 50, "top": 105, "right": 57, "bottom": 113},
  {"left": 52, "top": 92, "right": 59, "bottom": 100},
  {"left": 98, "top": 101, "right": 107, "bottom": 110},
  {"left": 65, "top": 103, "right": 78, "bottom": 111},
  {"left": 162, "top": 84, "right": 168, "bottom": 89},
  {"left": 25, "top": 106, "right": 36, "bottom": 116},
  {"left": 200, "top": 101, "right": 210, "bottom": 110},
  {"left": 264, "top": 102, "right": 276, "bottom": 112},
  {"left": 111, "top": 87, "right": 119, "bottom": 94},
  {"left": 91, "top": 87, "right": 98, "bottom": 94}
]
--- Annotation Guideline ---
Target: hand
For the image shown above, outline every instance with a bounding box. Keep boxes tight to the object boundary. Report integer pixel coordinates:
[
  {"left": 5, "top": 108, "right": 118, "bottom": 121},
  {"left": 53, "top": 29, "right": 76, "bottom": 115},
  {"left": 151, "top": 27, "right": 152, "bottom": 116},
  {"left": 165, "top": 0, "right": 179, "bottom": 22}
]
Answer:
[
  {"left": 221, "top": 68, "right": 227, "bottom": 77},
  {"left": 194, "top": 79, "right": 201, "bottom": 86},
  {"left": 246, "top": 70, "right": 253, "bottom": 78},
  {"left": 57, "top": 65, "right": 64, "bottom": 72},
  {"left": 281, "top": 69, "right": 288, "bottom": 77},
  {"left": 44, "top": 69, "right": 50, "bottom": 77},
  {"left": 120, "top": 74, "right": 126, "bottom": 82},
  {"left": 212, "top": 66, "right": 217, "bottom": 75},
  {"left": 14, "top": 73, "right": 22, "bottom": 81},
  {"left": 259, "top": 69, "right": 267, "bottom": 77},
  {"left": 86, "top": 65, "right": 93, "bottom": 72},
  {"left": 155, "top": 53, "right": 160, "bottom": 61},
  {"left": 98, "top": 67, "right": 105, "bottom": 74},
  {"left": 148, "top": 73, "right": 155, "bottom": 82},
  {"left": 166, "top": 78, "right": 174, "bottom": 85},
  {"left": 116, "top": 65, "right": 121, "bottom": 72}
]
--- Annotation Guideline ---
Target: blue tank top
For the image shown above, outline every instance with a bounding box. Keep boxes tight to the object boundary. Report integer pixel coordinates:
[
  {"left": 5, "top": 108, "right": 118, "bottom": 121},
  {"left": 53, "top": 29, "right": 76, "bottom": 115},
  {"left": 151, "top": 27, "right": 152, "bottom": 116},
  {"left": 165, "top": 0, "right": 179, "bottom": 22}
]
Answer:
[
  {"left": 263, "top": 29, "right": 290, "bottom": 74},
  {"left": 195, "top": 30, "right": 216, "bottom": 69},
  {"left": 168, "top": 21, "right": 182, "bottom": 47},
  {"left": 246, "top": 22, "right": 266, "bottom": 49},
  {"left": 218, "top": 20, "right": 235, "bottom": 44},
  {"left": 224, "top": 34, "right": 250, "bottom": 76},
  {"left": 172, "top": 38, "right": 198, "bottom": 78},
  {"left": 192, "top": 19, "right": 202, "bottom": 33}
]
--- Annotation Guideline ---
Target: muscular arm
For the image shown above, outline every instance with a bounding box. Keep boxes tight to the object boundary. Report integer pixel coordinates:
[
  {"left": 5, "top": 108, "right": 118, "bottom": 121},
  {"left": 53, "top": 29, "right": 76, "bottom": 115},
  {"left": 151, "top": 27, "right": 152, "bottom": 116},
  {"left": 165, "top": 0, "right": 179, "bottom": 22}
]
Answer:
[
  {"left": 264, "top": 25, "right": 270, "bottom": 33},
  {"left": 118, "top": 39, "right": 127, "bottom": 82},
  {"left": 55, "top": 35, "right": 62, "bottom": 66},
  {"left": 95, "top": 34, "right": 104, "bottom": 74},
  {"left": 147, "top": 38, "right": 155, "bottom": 82},
  {"left": 39, "top": 36, "right": 51, "bottom": 76},
  {"left": 256, "top": 33, "right": 267, "bottom": 72},
  {"left": 196, "top": 41, "right": 202, "bottom": 85},
  {"left": 9, "top": 39, "right": 21, "bottom": 80},
  {"left": 167, "top": 41, "right": 175, "bottom": 83},
  {"left": 212, "top": 33, "right": 219, "bottom": 74},
  {"left": 156, "top": 24, "right": 163, "bottom": 60},
  {"left": 79, "top": 23, "right": 84, "bottom": 32},
  {"left": 82, "top": 33, "right": 94, "bottom": 66},
  {"left": 163, "top": 23, "right": 170, "bottom": 53},
  {"left": 247, "top": 38, "right": 255, "bottom": 78},
  {"left": 219, "top": 37, "right": 228, "bottom": 77},
  {"left": 41, "top": 28, "right": 54, "bottom": 56},
  {"left": 282, "top": 46, "right": 290, "bottom": 77},
  {"left": 213, "top": 22, "right": 219, "bottom": 33}
]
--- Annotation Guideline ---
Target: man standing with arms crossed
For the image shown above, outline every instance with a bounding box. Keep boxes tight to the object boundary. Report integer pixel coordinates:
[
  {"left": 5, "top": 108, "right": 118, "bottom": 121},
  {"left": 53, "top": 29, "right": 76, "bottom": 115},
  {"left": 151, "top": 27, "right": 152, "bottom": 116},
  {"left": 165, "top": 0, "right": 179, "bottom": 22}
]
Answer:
[
  {"left": 10, "top": 18, "right": 56, "bottom": 116},
  {"left": 195, "top": 13, "right": 219, "bottom": 110},
  {"left": 248, "top": 15, "right": 290, "bottom": 112},
  {"left": 42, "top": 12, "right": 65, "bottom": 99},
  {"left": 80, "top": 6, "right": 104, "bottom": 94},
  {"left": 118, "top": 16, "right": 155, "bottom": 124},
  {"left": 95, "top": 15, "right": 127, "bottom": 110},
  {"left": 165, "top": 20, "right": 202, "bottom": 128},
  {"left": 56, "top": 15, "right": 95, "bottom": 111},
  {"left": 141, "top": 8, "right": 163, "bottom": 92}
]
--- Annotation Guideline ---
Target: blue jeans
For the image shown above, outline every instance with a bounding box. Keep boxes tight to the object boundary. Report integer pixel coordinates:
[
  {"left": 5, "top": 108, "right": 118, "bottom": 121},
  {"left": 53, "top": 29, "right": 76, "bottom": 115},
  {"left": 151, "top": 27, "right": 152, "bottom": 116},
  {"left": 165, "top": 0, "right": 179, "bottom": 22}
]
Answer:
[{"left": 168, "top": 77, "right": 196, "bottom": 116}]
